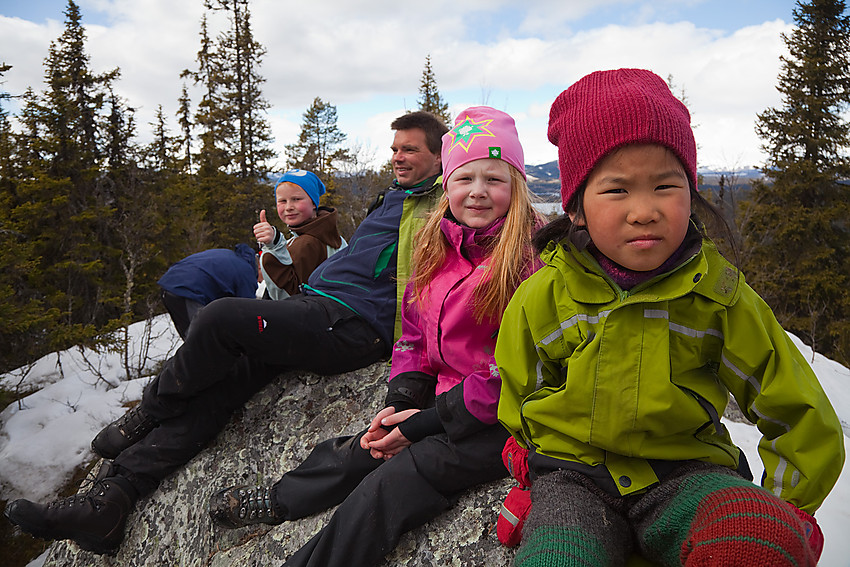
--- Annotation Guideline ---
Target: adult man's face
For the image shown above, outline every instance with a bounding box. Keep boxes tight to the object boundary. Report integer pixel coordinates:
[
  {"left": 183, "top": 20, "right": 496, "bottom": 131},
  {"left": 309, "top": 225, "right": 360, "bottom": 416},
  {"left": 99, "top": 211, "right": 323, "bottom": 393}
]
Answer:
[{"left": 391, "top": 128, "right": 442, "bottom": 187}]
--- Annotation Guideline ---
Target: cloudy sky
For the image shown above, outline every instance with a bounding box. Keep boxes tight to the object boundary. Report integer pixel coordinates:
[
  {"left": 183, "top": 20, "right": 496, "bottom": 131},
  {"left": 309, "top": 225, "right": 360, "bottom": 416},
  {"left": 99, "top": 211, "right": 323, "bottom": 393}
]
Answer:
[{"left": 1, "top": 0, "right": 800, "bottom": 172}]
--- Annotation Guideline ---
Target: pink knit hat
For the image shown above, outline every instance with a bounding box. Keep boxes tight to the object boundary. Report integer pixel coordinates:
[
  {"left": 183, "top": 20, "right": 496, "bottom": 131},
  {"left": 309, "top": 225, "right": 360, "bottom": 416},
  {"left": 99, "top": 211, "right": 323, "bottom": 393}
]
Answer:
[
  {"left": 548, "top": 68, "right": 697, "bottom": 212},
  {"left": 442, "top": 106, "right": 526, "bottom": 182}
]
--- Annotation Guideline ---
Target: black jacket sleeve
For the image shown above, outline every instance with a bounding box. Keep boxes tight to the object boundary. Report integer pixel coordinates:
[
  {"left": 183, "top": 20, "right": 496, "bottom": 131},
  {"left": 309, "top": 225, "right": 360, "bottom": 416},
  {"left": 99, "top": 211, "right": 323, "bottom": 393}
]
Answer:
[
  {"left": 435, "top": 381, "right": 490, "bottom": 441},
  {"left": 385, "top": 371, "right": 437, "bottom": 412},
  {"left": 397, "top": 407, "right": 444, "bottom": 442}
]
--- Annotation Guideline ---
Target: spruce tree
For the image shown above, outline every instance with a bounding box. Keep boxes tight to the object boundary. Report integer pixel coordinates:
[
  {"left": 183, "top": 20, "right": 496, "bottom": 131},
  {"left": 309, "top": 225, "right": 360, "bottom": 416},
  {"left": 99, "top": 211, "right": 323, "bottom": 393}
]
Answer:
[
  {"left": 184, "top": 13, "right": 232, "bottom": 176},
  {"left": 176, "top": 83, "right": 193, "bottom": 171},
  {"left": 0, "top": 62, "right": 14, "bottom": 176},
  {"left": 417, "top": 55, "right": 451, "bottom": 125},
  {"left": 146, "top": 105, "right": 177, "bottom": 171},
  {"left": 186, "top": 1, "right": 274, "bottom": 179},
  {"left": 744, "top": 0, "right": 850, "bottom": 363},
  {"left": 0, "top": 63, "right": 47, "bottom": 373},
  {"left": 286, "top": 97, "right": 349, "bottom": 176},
  {"left": 181, "top": 2, "right": 274, "bottom": 246},
  {"left": 0, "top": 0, "right": 146, "bottom": 369},
  {"left": 218, "top": 0, "right": 274, "bottom": 179},
  {"left": 22, "top": 0, "right": 122, "bottom": 338}
]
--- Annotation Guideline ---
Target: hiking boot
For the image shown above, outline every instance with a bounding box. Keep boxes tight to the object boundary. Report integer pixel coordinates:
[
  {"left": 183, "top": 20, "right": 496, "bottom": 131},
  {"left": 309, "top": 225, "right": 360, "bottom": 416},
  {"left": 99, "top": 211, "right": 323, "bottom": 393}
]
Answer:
[
  {"left": 4, "top": 475, "right": 136, "bottom": 555},
  {"left": 91, "top": 404, "right": 157, "bottom": 459},
  {"left": 78, "top": 459, "right": 116, "bottom": 494},
  {"left": 208, "top": 485, "right": 282, "bottom": 528}
]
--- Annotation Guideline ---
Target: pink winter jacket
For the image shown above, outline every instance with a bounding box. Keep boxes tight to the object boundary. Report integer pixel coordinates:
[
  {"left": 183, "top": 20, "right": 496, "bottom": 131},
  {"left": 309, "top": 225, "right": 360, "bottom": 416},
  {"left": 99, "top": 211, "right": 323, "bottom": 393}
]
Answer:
[{"left": 387, "top": 216, "right": 538, "bottom": 440}]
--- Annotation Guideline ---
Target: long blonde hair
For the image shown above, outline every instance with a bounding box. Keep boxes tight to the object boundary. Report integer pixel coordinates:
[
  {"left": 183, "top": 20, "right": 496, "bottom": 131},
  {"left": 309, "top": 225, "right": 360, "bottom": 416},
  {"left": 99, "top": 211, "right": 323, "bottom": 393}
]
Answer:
[{"left": 409, "top": 165, "right": 543, "bottom": 322}]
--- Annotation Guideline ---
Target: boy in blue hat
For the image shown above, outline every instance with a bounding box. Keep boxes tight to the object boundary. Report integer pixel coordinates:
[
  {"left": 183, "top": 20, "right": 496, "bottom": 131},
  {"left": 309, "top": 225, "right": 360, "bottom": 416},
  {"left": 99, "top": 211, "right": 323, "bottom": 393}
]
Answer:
[
  {"left": 253, "top": 169, "right": 346, "bottom": 299},
  {"left": 4, "top": 111, "right": 448, "bottom": 556}
]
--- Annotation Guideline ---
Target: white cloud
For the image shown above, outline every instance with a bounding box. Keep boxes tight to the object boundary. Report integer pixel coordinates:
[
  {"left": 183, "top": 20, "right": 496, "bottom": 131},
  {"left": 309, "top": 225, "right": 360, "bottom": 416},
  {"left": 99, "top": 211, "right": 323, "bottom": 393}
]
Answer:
[{"left": 0, "top": 2, "right": 792, "bottom": 170}]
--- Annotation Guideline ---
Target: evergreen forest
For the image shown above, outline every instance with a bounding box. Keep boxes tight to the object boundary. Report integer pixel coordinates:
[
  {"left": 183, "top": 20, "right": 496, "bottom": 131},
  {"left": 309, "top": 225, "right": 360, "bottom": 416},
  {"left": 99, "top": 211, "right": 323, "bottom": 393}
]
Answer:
[{"left": 0, "top": 0, "right": 849, "bottom": 384}]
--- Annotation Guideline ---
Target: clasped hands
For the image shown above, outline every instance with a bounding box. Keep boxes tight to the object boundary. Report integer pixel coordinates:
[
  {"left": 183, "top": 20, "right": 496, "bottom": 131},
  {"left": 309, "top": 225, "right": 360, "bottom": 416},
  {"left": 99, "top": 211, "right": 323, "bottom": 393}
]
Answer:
[{"left": 360, "top": 407, "right": 420, "bottom": 460}]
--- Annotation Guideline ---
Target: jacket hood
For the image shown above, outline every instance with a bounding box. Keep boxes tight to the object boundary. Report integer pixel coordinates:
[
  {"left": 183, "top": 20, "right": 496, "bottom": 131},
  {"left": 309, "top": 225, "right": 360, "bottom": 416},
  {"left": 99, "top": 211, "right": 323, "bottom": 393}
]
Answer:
[
  {"left": 234, "top": 243, "right": 258, "bottom": 269},
  {"left": 290, "top": 207, "right": 343, "bottom": 248}
]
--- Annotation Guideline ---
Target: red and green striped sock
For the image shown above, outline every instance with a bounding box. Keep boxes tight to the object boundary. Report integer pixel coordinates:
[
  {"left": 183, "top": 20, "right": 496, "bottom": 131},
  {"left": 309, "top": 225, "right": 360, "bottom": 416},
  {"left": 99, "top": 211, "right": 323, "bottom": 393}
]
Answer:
[
  {"left": 643, "top": 472, "right": 815, "bottom": 566},
  {"left": 516, "top": 525, "right": 611, "bottom": 567}
]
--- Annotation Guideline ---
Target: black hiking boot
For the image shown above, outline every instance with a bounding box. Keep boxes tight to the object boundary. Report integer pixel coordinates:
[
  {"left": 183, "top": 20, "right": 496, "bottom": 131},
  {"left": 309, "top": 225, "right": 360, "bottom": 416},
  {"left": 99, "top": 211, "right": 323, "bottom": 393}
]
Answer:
[
  {"left": 4, "top": 473, "right": 137, "bottom": 555},
  {"left": 208, "top": 485, "right": 282, "bottom": 528},
  {"left": 91, "top": 404, "right": 157, "bottom": 459}
]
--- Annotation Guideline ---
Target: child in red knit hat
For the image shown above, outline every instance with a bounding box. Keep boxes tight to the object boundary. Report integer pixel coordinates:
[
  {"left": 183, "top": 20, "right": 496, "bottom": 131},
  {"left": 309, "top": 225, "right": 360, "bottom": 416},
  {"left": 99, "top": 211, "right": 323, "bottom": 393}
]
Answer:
[{"left": 496, "top": 68, "right": 844, "bottom": 566}]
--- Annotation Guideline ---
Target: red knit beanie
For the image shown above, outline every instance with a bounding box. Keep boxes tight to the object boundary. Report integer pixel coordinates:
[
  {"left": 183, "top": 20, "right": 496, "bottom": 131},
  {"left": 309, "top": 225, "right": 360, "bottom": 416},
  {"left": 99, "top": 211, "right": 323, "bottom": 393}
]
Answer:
[{"left": 548, "top": 68, "right": 697, "bottom": 213}]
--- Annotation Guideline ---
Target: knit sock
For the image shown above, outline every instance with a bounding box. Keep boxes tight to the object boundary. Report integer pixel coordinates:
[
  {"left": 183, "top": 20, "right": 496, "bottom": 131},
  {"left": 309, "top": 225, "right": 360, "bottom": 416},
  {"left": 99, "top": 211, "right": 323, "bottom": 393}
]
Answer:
[
  {"left": 642, "top": 470, "right": 815, "bottom": 567},
  {"left": 516, "top": 525, "right": 610, "bottom": 567},
  {"left": 516, "top": 470, "right": 629, "bottom": 567}
]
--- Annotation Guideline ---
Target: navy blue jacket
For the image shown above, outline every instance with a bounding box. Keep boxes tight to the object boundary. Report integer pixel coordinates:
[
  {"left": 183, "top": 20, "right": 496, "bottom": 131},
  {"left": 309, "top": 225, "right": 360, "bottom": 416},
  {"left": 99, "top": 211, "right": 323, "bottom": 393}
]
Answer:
[
  {"left": 158, "top": 244, "right": 258, "bottom": 305},
  {"left": 305, "top": 177, "right": 440, "bottom": 344}
]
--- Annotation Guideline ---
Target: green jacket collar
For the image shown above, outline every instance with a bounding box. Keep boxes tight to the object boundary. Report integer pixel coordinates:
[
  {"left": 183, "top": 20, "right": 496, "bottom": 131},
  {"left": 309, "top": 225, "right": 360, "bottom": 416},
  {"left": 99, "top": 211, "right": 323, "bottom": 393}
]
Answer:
[{"left": 541, "top": 230, "right": 741, "bottom": 308}]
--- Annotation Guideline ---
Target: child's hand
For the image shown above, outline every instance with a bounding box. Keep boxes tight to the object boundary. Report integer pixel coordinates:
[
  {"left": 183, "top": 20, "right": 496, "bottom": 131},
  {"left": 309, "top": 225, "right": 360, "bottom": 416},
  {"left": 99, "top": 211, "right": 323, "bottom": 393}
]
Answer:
[
  {"left": 253, "top": 210, "right": 276, "bottom": 245},
  {"left": 366, "top": 409, "right": 419, "bottom": 460},
  {"left": 361, "top": 407, "right": 399, "bottom": 459},
  {"left": 502, "top": 436, "right": 531, "bottom": 487},
  {"left": 361, "top": 407, "right": 395, "bottom": 455}
]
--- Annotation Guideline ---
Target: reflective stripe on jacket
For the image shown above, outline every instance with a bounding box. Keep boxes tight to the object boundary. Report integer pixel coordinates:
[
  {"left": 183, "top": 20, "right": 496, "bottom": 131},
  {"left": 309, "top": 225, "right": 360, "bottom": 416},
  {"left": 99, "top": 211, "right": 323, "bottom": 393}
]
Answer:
[{"left": 496, "top": 237, "right": 844, "bottom": 513}]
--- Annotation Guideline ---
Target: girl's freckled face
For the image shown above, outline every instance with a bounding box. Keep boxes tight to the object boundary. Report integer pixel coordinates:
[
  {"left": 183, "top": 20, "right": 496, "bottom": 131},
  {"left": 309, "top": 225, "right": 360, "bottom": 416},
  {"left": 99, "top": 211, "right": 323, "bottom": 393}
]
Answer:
[{"left": 445, "top": 159, "right": 512, "bottom": 228}]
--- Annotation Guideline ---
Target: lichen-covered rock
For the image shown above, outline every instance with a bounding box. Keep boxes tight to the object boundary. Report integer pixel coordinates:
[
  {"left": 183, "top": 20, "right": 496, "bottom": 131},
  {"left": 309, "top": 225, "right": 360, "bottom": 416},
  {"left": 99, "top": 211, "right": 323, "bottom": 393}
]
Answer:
[{"left": 42, "top": 362, "right": 516, "bottom": 566}]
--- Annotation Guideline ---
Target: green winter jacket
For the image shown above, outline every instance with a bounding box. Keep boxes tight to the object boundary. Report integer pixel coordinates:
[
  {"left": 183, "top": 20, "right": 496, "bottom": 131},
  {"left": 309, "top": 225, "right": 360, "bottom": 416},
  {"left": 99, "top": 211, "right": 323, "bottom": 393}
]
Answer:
[{"left": 496, "top": 235, "right": 844, "bottom": 513}]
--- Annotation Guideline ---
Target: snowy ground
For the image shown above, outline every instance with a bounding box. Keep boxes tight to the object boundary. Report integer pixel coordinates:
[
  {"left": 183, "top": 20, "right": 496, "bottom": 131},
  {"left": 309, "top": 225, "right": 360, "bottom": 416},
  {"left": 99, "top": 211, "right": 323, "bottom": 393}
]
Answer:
[
  {"left": 533, "top": 201, "right": 562, "bottom": 216},
  {"left": 1, "top": 316, "right": 848, "bottom": 566}
]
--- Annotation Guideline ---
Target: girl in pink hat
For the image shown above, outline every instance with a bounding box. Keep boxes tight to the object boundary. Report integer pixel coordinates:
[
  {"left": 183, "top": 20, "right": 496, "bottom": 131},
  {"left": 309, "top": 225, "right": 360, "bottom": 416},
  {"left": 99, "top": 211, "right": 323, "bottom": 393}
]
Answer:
[
  {"left": 208, "top": 106, "right": 545, "bottom": 567},
  {"left": 496, "top": 68, "right": 843, "bottom": 566}
]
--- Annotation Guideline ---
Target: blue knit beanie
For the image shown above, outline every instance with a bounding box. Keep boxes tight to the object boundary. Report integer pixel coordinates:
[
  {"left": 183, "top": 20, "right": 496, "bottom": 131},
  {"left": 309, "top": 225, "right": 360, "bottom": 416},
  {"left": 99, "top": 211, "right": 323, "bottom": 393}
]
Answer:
[{"left": 274, "top": 169, "right": 326, "bottom": 209}]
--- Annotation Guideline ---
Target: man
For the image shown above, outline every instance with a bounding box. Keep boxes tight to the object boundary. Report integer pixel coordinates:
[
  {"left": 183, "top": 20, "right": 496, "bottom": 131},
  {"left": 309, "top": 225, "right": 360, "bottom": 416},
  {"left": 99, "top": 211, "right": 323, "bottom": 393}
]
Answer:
[{"left": 4, "top": 111, "right": 448, "bottom": 554}]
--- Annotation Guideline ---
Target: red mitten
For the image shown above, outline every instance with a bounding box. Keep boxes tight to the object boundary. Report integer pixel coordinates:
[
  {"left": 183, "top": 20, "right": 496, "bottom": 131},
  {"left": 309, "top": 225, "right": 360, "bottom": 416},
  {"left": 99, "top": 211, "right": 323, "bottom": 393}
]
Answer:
[
  {"left": 501, "top": 437, "right": 530, "bottom": 488},
  {"left": 497, "top": 485, "right": 531, "bottom": 547},
  {"left": 790, "top": 506, "right": 824, "bottom": 561}
]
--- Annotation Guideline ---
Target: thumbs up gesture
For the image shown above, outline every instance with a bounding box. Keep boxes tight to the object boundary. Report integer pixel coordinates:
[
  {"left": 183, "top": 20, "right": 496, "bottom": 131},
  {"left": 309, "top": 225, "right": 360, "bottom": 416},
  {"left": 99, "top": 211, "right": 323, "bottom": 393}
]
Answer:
[{"left": 253, "top": 210, "right": 276, "bottom": 245}]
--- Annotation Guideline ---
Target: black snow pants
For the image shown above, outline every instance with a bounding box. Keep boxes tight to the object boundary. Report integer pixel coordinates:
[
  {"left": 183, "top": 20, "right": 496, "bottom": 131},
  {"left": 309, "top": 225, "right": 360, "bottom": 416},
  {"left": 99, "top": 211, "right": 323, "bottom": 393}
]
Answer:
[
  {"left": 273, "top": 424, "right": 510, "bottom": 567},
  {"left": 113, "top": 295, "right": 388, "bottom": 494},
  {"left": 160, "top": 289, "right": 204, "bottom": 340}
]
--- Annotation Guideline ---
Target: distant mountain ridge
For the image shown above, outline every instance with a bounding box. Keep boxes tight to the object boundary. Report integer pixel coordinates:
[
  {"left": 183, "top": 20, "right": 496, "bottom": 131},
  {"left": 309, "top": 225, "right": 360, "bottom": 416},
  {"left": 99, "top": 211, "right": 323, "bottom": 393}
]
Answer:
[{"left": 525, "top": 161, "right": 763, "bottom": 200}]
